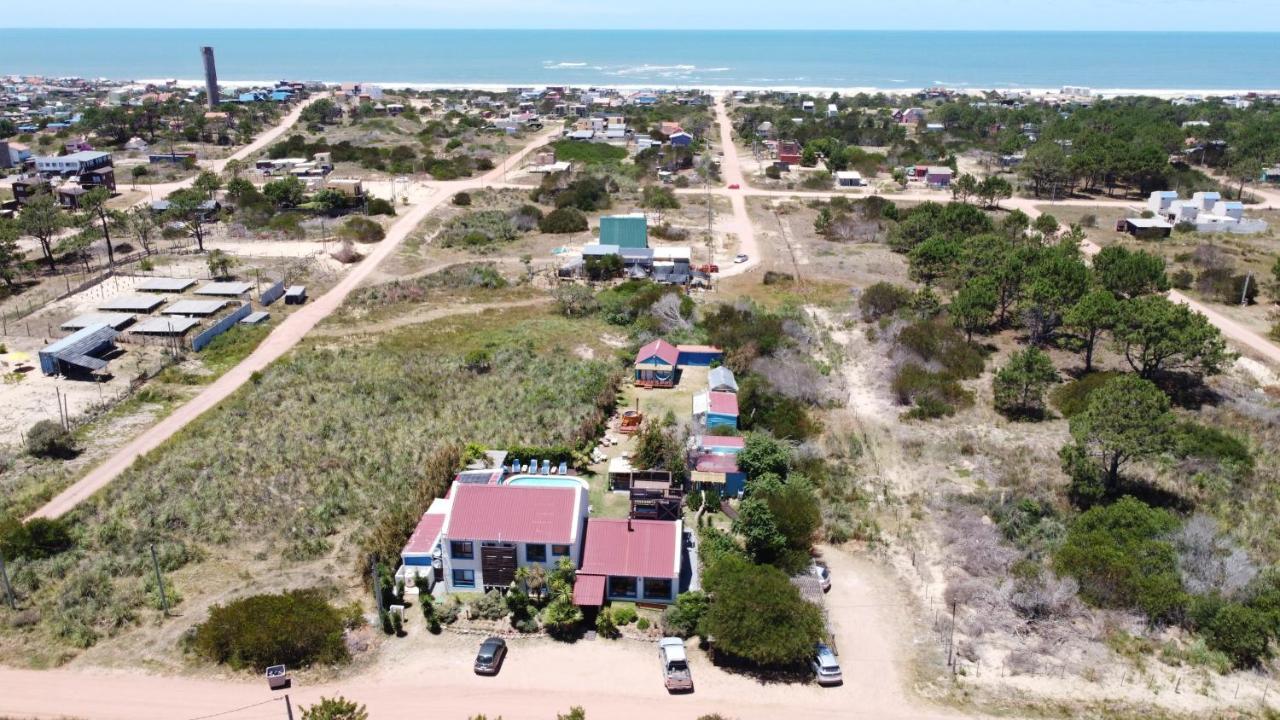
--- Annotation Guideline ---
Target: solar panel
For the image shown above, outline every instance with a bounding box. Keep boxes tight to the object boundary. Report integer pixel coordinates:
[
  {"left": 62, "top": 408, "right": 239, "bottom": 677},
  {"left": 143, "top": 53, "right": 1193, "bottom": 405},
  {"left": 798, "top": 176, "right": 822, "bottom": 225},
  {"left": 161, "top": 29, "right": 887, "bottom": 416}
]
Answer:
[
  {"left": 131, "top": 317, "right": 200, "bottom": 335},
  {"left": 162, "top": 300, "right": 227, "bottom": 316},
  {"left": 99, "top": 295, "right": 165, "bottom": 313},
  {"left": 135, "top": 277, "right": 197, "bottom": 292},
  {"left": 195, "top": 282, "right": 253, "bottom": 296}
]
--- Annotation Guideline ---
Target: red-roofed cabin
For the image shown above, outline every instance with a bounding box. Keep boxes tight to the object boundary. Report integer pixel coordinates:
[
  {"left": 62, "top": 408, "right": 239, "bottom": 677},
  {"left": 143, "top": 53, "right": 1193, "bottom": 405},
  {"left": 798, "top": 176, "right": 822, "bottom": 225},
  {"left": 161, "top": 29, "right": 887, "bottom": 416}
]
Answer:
[
  {"left": 778, "top": 141, "right": 802, "bottom": 167},
  {"left": 693, "top": 391, "right": 739, "bottom": 430},
  {"left": 574, "top": 518, "right": 683, "bottom": 606},
  {"left": 635, "top": 339, "right": 679, "bottom": 388},
  {"left": 440, "top": 483, "right": 588, "bottom": 592},
  {"left": 691, "top": 453, "right": 747, "bottom": 496}
]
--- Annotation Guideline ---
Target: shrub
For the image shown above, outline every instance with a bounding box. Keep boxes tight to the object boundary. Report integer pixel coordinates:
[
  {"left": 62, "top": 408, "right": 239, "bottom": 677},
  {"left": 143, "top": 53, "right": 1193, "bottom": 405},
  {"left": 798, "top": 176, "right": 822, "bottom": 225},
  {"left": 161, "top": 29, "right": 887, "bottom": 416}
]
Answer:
[
  {"left": 595, "top": 609, "right": 620, "bottom": 638},
  {"left": 636, "top": 617, "right": 650, "bottom": 630},
  {"left": 701, "top": 555, "right": 825, "bottom": 666},
  {"left": 468, "top": 590, "right": 509, "bottom": 621},
  {"left": 301, "top": 696, "right": 369, "bottom": 720},
  {"left": 1052, "top": 497, "right": 1185, "bottom": 623},
  {"left": 366, "top": 197, "right": 396, "bottom": 216},
  {"left": 1049, "top": 371, "right": 1122, "bottom": 418},
  {"left": 26, "top": 419, "right": 76, "bottom": 459},
  {"left": 439, "top": 210, "right": 519, "bottom": 248},
  {"left": 338, "top": 216, "right": 385, "bottom": 243},
  {"left": 992, "top": 347, "right": 1058, "bottom": 420},
  {"left": 0, "top": 516, "right": 74, "bottom": 560},
  {"left": 539, "top": 207, "right": 588, "bottom": 234},
  {"left": 1171, "top": 268, "right": 1194, "bottom": 290},
  {"left": 611, "top": 604, "right": 638, "bottom": 626},
  {"left": 452, "top": 191, "right": 472, "bottom": 207},
  {"left": 191, "top": 589, "right": 349, "bottom": 670},
  {"left": 662, "top": 591, "right": 709, "bottom": 639},
  {"left": 859, "top": 282, "right": 914, "bottom": 322},
  {"left": 1199, "top": 602, "right": 1274, "bottom": 668}
]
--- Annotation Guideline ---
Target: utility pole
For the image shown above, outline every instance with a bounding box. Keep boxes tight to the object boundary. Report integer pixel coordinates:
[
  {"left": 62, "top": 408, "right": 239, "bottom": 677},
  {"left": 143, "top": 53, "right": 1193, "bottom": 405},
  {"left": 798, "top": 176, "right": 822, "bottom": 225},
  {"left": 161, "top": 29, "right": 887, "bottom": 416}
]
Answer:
[
  {"left": 150, "top": 543, "right": 170, "bottom": 617},
  {"left": 284, "top": 694, "right": 295, "bottom": 720},
  {"left": 1241, "top": 272, "right": 1253, "bottom": 306},
  {"left": 0, "top": 551, "right": 16, "bottom": 610},
  {"left": 371, "top": 556, "right": 382, "bottom": 611},
  {"left": 947, "top": 601, "right": 957, "bottom": 667}
]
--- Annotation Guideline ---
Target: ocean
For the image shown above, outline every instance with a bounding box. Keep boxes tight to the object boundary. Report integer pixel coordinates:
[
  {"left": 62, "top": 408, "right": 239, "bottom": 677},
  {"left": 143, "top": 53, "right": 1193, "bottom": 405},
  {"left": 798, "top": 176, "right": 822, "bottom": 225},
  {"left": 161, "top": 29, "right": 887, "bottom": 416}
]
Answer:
[{"left": 2, "top": 29, "right": 1280, "bottom": 92}]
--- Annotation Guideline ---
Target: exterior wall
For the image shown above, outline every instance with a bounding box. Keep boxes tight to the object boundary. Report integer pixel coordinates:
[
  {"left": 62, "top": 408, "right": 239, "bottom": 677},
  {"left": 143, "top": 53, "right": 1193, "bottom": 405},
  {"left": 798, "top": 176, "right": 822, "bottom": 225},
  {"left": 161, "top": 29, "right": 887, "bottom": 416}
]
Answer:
[
  {"left": 605, "top": 575, "right": 677, "bottom": 604},
  {"left": 442, "top": 538, "right": 580, "bottom": 591}
]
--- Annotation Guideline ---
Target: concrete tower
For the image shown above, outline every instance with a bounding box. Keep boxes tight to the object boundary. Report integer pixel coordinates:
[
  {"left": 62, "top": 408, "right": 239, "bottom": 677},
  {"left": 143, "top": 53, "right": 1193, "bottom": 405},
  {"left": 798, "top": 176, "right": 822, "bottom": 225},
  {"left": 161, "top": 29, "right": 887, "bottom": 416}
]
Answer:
[{"left": 201, "top": 46, "right": 220, "bottom": 108}]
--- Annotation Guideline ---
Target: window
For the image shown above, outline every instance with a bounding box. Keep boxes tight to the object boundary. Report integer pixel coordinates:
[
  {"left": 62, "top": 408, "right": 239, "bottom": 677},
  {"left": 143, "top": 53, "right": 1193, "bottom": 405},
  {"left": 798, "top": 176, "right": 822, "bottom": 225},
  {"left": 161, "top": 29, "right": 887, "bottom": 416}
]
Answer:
[
  {"left": 551, "top": 544, "right": 571, "bottom": 557},
  {"left": 452, "top": 569, "right": 475, "bottom": 588},
  {"left": 643, "top": 578, "right": 673, "bottom": 600},
  {"left": 608, "top": 576, "right": 638, "bottom": 599},
  {"left": 450, "top": 540, "right": 474, "bottom": 560},
  {"left": 525, "top": 544, "right": 547, "bottom": 563}
]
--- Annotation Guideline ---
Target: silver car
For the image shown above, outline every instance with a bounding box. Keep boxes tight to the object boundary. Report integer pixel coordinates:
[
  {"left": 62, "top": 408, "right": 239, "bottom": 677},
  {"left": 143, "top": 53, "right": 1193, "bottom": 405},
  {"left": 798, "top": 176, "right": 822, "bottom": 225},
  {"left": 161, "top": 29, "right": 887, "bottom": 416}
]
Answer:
[{"left": 811, "top": 643, "right": 842, "bottom": 686}]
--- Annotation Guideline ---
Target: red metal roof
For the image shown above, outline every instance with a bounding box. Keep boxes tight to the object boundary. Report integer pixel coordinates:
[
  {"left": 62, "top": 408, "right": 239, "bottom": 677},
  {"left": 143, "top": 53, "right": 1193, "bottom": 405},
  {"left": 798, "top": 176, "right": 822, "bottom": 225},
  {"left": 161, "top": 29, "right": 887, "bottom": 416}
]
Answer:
[
  {"left": 446, "top": 485, "right": 578, "bottom": 544},
  {"left": 402, "top": 512, "right": 447, "bottom": 555},
  {"left": 701, "top": 435, "right": 744, "bottom": 448},
  {"left": 708, "top": 391, "right": 739, "bottom": 416},
  {"left": 572, "top": 574, "right": 607, "bottom": 606},
  {"left": 579, "top": 518, "right": 681, "bottom": 580},
  {"left": 694, "top": 454, "right": 740, "bottom": 474},
  {"left": 636, "top": 339, "right": 679, "bottom": 366}
]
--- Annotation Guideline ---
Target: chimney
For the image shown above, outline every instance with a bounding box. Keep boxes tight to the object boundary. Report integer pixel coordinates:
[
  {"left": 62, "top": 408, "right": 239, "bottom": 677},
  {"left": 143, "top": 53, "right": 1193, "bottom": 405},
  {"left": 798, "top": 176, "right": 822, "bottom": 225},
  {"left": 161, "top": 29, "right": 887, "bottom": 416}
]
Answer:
[{"left": 201, "top": 46, "right": 220, "bottom": 109}]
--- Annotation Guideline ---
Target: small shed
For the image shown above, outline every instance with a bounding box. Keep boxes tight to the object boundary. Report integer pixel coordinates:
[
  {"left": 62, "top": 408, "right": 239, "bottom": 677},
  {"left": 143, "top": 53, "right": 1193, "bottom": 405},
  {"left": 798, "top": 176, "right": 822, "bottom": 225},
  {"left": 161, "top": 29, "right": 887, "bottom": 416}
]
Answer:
[
  {"left": 676, "top": 344, "right": 723, "bottom": 367},
  {"left": 99, "top": 295, "right": 165, "bottom": 313},
  {"left": 600, "top": 214, "right": 649, "bottom": 249},
  {"left": 635, "top": 339, "right": 679, "bottom": 388},
  {"left": 708, "top": 365, "right": 738, "bottom": 393},
  {"left": 1120, "top": 217, "right": 1173, "bottom": 239},
  {"left": 284, "top": 286, "right": 307, "bottom": 305},
  {"left": 835, "top": 171, "right": 864, "bottom": 187},
  {"left": 693, "top": 391, "right": 740, "bottom": 430},
  {"left": 240, "top": 311, "right": 270, "bottom": 325},
  {"left": 690, "top": 453, "right": 747, "bottom": 496},
  {"left": 39, "top": 324, "right": 119, "bottom": 376},
  {"left": 925, "top": 167, "right": 954, "bottom": 189}
]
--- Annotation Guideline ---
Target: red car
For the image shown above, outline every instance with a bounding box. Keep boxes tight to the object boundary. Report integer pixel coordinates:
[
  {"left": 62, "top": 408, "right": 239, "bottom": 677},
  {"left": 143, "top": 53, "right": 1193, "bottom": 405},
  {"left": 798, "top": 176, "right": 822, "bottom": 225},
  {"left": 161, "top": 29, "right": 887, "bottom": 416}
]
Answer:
[
  {"left": 696, "top": 264, "right": 720, "bottom": 274},
  {"left": 728, "top": 183, "right": 740, "bottom": 189}
]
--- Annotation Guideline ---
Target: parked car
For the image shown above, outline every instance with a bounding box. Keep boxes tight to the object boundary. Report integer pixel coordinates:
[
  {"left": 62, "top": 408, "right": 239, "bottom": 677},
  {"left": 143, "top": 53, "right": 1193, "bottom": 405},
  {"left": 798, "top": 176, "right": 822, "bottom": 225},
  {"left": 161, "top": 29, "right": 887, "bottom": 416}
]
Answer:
[
  {"left": 811, "top": 643, "right": 843, "bottom": 686},
  {"left": 659, "top": 637, "right": 694, "bottom": 692},
  {"left": 474, "top": 637, "right": 508, "bottom": 675},
  {"left": 728, "top": 183, "right": 740, "bottom": 189},
  {"left": 734, "top": 253, "right": 749, "bottom": 264},
  {"left": 812, "top": 563, "right": 831, "bottom": 592},
  {"left": 695, "top": 263, "right": 720, "bottom": 274}
]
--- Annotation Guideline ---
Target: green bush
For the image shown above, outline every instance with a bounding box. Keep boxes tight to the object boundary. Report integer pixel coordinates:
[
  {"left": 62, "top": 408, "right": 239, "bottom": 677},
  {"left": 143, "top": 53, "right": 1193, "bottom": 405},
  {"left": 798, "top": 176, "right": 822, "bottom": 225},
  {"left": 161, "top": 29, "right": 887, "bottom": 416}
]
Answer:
[
  {"left": 301, "top": 696, "right": 369, "bottom": 720},
  {"left": 191, "top": 589, "right": 349, "bottom": 670},
  {"left": 452, "top": 191, "right": 472, "bottom": 206},
  {"left": 26, "top": 420, "right": 76, "bottom": 459},
  {"left": 366, "top": 197, "right": 396, "bottom": 216},
  {"left": 1053, "top": 497, "right": 1185, "bottom": 623},
  {"left": 701, "top": 555, "right": 825, "bottom": 667},
  {"left": 1172, "top": 421, "right": 1252, "bottom": 471},
  {"left": 891, "top": 363, "right": 973, "bottom": 418},
  {"left": 1199, "top": 602, "right": 1274, "bottom": 668},
  {"left": 0, "top": 516, "right": 74, "bottom": 560},
  {"left": 439, "top": 210, "right": 519, "bottom": 248},
  {"left": 595, "top": 609, "right": 620, "bottom": 638},
  {"left": 859, "top": 282, "right": 914, "bottom": 322},
  {"left": 468, "top": 590, "right": 509, "bottom": 621},
  {"left": 636, "top": 617, "right": 650, "bottom": 630},
  {"left": 551, "top": 140, "right": 627, "bottom": 165},
  {"left": 338, "top": 216, "right": 385, "bottom": 243},
  {"left": 662, "top": 591, "right": 709, "bottom": 638},
  {"left": 539, "top": 207, "right": 589, "bottom": 234},
  {"left": 1049, "top": 371, "right": 1122, "bottom": 419},
  {"left": 611, "top": 604, "right": 638, "bottom": 625}
]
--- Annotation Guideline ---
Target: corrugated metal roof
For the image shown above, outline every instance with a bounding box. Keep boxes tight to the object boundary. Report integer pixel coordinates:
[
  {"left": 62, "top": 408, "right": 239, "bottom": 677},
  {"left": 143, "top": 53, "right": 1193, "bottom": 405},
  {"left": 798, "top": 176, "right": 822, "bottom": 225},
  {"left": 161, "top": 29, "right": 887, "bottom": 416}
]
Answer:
[
  {"left": 40, "top": 324, "right": 118, "bottom": 373},
  {"left": 61, "top": 312, "right": 134, "bottom": 331},
  {"left": 163, "top": 300, "right": 227, "bottom": 316},
  {"left": 708, "top": 391, "right": 739, "bottom": 416},
  {"left": 195, "top": 281, "right": 253, "bottom": 296},
  {"left": 636, "top": 339, "right": 679, "bottom": 367},
  {"left": 135, "top": 277, "right": 196, "bottom": 292},
  {"left": 572, "top": 573, "right": 606, "bottom": 606},
  {"left": 600, "top": 214, "right": 648, "bottom": 249},
  {"left": 445, "top": 485, "right": 578, "bottom": 544},
  {"left": 700, "top": 435, "right": 744, "bottom": 449},
  {"left": 708, "top": 366, "right": 737, "bottom": 392},
  {"left": 402, "top": 512, "right": 447, "bottom": 555},
  {"left": 99, "top": 295, "right": 165, "bottom": 312},
  {"left": 694, "top": 453, "right": 740, "bottom": 474},
  {"left": 579, "top": 518, "right": 681, "bottom": 579},
  {"left": 131, "top": 317, "right": 200, "bottom": 335},
  {"left": 239, "top": 311, "right": 270, "bottom": 325}
]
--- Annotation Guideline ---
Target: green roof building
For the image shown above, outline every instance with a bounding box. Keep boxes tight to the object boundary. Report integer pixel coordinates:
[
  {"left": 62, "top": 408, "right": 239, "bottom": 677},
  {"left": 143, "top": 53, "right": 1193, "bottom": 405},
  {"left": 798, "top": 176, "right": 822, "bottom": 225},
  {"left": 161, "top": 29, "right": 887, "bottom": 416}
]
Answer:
[{"left": 600, "top": 213, "right": 649, "bottom": 249}]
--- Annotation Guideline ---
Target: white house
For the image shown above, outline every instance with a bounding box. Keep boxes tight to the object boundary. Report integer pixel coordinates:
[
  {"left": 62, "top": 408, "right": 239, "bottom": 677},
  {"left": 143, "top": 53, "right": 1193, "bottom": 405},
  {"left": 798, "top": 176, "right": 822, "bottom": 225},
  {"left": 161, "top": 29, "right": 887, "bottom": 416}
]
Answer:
[
  {"left": 432, "top": 480, "right": 589, "bottom": 593},
  {"left": 802, "top": 100, "right": 815, "bottom": 113},
  {"left": 835, "top": 170, "right": 864, "bottom": 187},
  {"left": 827, "top": 103, "right": 839, "bottom": 118},
  {"left": 1148, "top": 190, "right": 1179, "bottom": 215},
  {"left": 1148, "top": 191, "right": 1268, "bottom": 234}
]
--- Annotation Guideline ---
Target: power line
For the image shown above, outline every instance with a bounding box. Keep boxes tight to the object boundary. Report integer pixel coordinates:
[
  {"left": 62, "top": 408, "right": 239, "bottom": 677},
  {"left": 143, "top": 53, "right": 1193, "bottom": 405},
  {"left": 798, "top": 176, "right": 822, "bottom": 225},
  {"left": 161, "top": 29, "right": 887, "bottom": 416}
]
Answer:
[{"left": 181, "top": 696, "right": 283, "bottom": 720}]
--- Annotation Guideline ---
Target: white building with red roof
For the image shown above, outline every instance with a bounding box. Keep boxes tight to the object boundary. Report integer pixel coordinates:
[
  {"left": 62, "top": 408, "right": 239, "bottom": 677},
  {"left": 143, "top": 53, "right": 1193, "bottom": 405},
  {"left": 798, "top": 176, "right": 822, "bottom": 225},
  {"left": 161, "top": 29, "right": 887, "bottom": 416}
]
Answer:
[
  {"left": 436, "top": 482, "right": 588, "bottom": 593},
  {"left": 573, "top": 518, "right": 683, "bottom": 607}
]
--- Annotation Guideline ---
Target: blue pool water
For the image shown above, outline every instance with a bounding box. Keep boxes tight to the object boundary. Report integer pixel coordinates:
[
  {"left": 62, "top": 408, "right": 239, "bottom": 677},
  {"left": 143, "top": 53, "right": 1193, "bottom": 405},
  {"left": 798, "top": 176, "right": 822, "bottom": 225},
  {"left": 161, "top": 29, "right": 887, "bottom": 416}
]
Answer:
[{"left": 505, "top": 475, "right": 587, "bottom": 489}]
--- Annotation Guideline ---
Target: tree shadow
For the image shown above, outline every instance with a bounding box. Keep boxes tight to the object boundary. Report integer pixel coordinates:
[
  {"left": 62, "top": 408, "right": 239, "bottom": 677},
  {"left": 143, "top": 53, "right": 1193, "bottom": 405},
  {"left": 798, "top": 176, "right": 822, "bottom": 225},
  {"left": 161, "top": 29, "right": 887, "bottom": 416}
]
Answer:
[
  {"left": 1155, "top": 372, "right": 1223, "bottom": 411},
  {"left": 706, "top": 647, "right": 812, "bottom": 686},
  {"left": 1110, "top": 478, "right": 1195, "bottom": 514}
]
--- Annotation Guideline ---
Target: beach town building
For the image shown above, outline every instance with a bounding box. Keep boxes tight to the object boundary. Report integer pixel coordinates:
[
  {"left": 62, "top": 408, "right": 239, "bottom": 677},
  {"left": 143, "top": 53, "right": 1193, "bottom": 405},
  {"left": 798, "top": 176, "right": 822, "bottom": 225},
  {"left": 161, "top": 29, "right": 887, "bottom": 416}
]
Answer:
[
  {"left": 835, "top": 171, "right": 865, "bottom": 187},
  {"left": 926, "top": 166, "right": 954, "bottom": 189},
  {"left": 1146, "top": 190, "right": 1268, "bottom": 234},
  {"left": 573, "top": 518, "right": 683, "bottom": 607}
]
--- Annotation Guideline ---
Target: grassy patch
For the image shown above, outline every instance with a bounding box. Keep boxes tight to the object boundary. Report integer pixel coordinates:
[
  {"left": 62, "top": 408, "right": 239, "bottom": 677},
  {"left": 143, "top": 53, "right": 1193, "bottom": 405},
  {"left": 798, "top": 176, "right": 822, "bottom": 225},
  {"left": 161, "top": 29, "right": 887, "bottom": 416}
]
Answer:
[
  {"left": 551, "top": 140, "right": 628, "bottom": 165},
  {"left": 1049, "top": 371, "right": 1123, "bottom": 418}
]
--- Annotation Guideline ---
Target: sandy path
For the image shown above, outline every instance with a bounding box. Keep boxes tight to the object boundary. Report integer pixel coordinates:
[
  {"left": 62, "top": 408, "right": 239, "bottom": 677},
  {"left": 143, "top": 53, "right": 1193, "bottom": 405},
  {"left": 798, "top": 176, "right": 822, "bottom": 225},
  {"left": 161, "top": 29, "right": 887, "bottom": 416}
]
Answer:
[
  {"left": 0, "top": 545, "right": 971, "bottom": 720},
  {"left": 27, "top": 126, "right": 563, "bottom": 521},
  {"left": 708, "top": 96, "right": 760, "bottom": 280}
]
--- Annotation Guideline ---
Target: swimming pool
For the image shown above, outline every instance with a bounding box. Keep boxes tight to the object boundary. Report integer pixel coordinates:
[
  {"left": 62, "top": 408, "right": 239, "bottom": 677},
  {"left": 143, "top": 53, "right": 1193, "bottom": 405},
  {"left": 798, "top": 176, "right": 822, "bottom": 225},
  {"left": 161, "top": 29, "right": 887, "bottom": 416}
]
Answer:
[{"left": 504, "top": 475, "right": 588, "bottom": 490}]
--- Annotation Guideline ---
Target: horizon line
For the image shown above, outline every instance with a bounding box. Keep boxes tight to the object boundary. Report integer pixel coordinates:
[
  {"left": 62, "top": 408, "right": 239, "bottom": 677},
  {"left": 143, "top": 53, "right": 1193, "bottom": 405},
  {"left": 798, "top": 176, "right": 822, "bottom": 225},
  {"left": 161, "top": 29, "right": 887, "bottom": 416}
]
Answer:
[{"left": 3, "top": 27, "right": 1280, "bottom": 33}]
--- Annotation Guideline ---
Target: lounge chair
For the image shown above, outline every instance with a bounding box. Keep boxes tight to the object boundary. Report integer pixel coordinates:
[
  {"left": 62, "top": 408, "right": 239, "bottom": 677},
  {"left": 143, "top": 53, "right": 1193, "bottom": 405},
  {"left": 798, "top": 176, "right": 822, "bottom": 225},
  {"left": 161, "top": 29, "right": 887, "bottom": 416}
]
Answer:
[
  {"left": 549, "top": 462, "right": 558, "bottom": 475},
  {"left": 542, "top": 460, "right": 552, "bottom": 475},
  {"left": 511, "top": 459, "right": 522, "bottom": 474},
  {"left": 558, "top": 461, "right": 569, "bottom": 475}
]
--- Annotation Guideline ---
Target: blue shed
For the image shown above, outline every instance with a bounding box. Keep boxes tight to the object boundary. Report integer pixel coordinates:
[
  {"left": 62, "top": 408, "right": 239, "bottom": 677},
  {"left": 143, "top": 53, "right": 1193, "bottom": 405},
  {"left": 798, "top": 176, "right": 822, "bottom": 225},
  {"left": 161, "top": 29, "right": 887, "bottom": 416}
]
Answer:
[{"left": 39, "top": 324, "right": 119, "bottom": 376}]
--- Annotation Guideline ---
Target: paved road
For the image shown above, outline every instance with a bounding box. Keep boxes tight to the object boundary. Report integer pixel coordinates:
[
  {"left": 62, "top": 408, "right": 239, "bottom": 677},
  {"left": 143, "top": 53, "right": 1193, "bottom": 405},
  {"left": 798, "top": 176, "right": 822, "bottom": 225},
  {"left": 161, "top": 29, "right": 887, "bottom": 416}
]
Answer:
[{"left": 28, "top": 124, "right": 562, "bottom": 521}]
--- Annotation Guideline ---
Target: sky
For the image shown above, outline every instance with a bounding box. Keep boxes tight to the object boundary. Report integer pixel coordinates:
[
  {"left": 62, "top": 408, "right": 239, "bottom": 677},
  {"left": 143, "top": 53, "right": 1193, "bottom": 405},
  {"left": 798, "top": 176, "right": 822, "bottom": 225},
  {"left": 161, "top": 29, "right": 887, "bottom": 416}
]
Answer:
[{"left": 2, "top": 0, "right": 1279, "bottom": 31}]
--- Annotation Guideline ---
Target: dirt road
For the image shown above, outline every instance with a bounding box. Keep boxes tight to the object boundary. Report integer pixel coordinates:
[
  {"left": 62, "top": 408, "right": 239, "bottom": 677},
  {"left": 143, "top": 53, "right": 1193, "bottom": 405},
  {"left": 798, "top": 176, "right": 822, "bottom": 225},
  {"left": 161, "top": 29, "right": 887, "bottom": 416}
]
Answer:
[
  {"left": 28, "top": 125, "right": 563, "bottom": 521},
  {"left": 708, "top": 97, "right": 760, "bottom": 280},
  {"left": 0, "top": 545, "right": 968, "bottom": 720}
]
